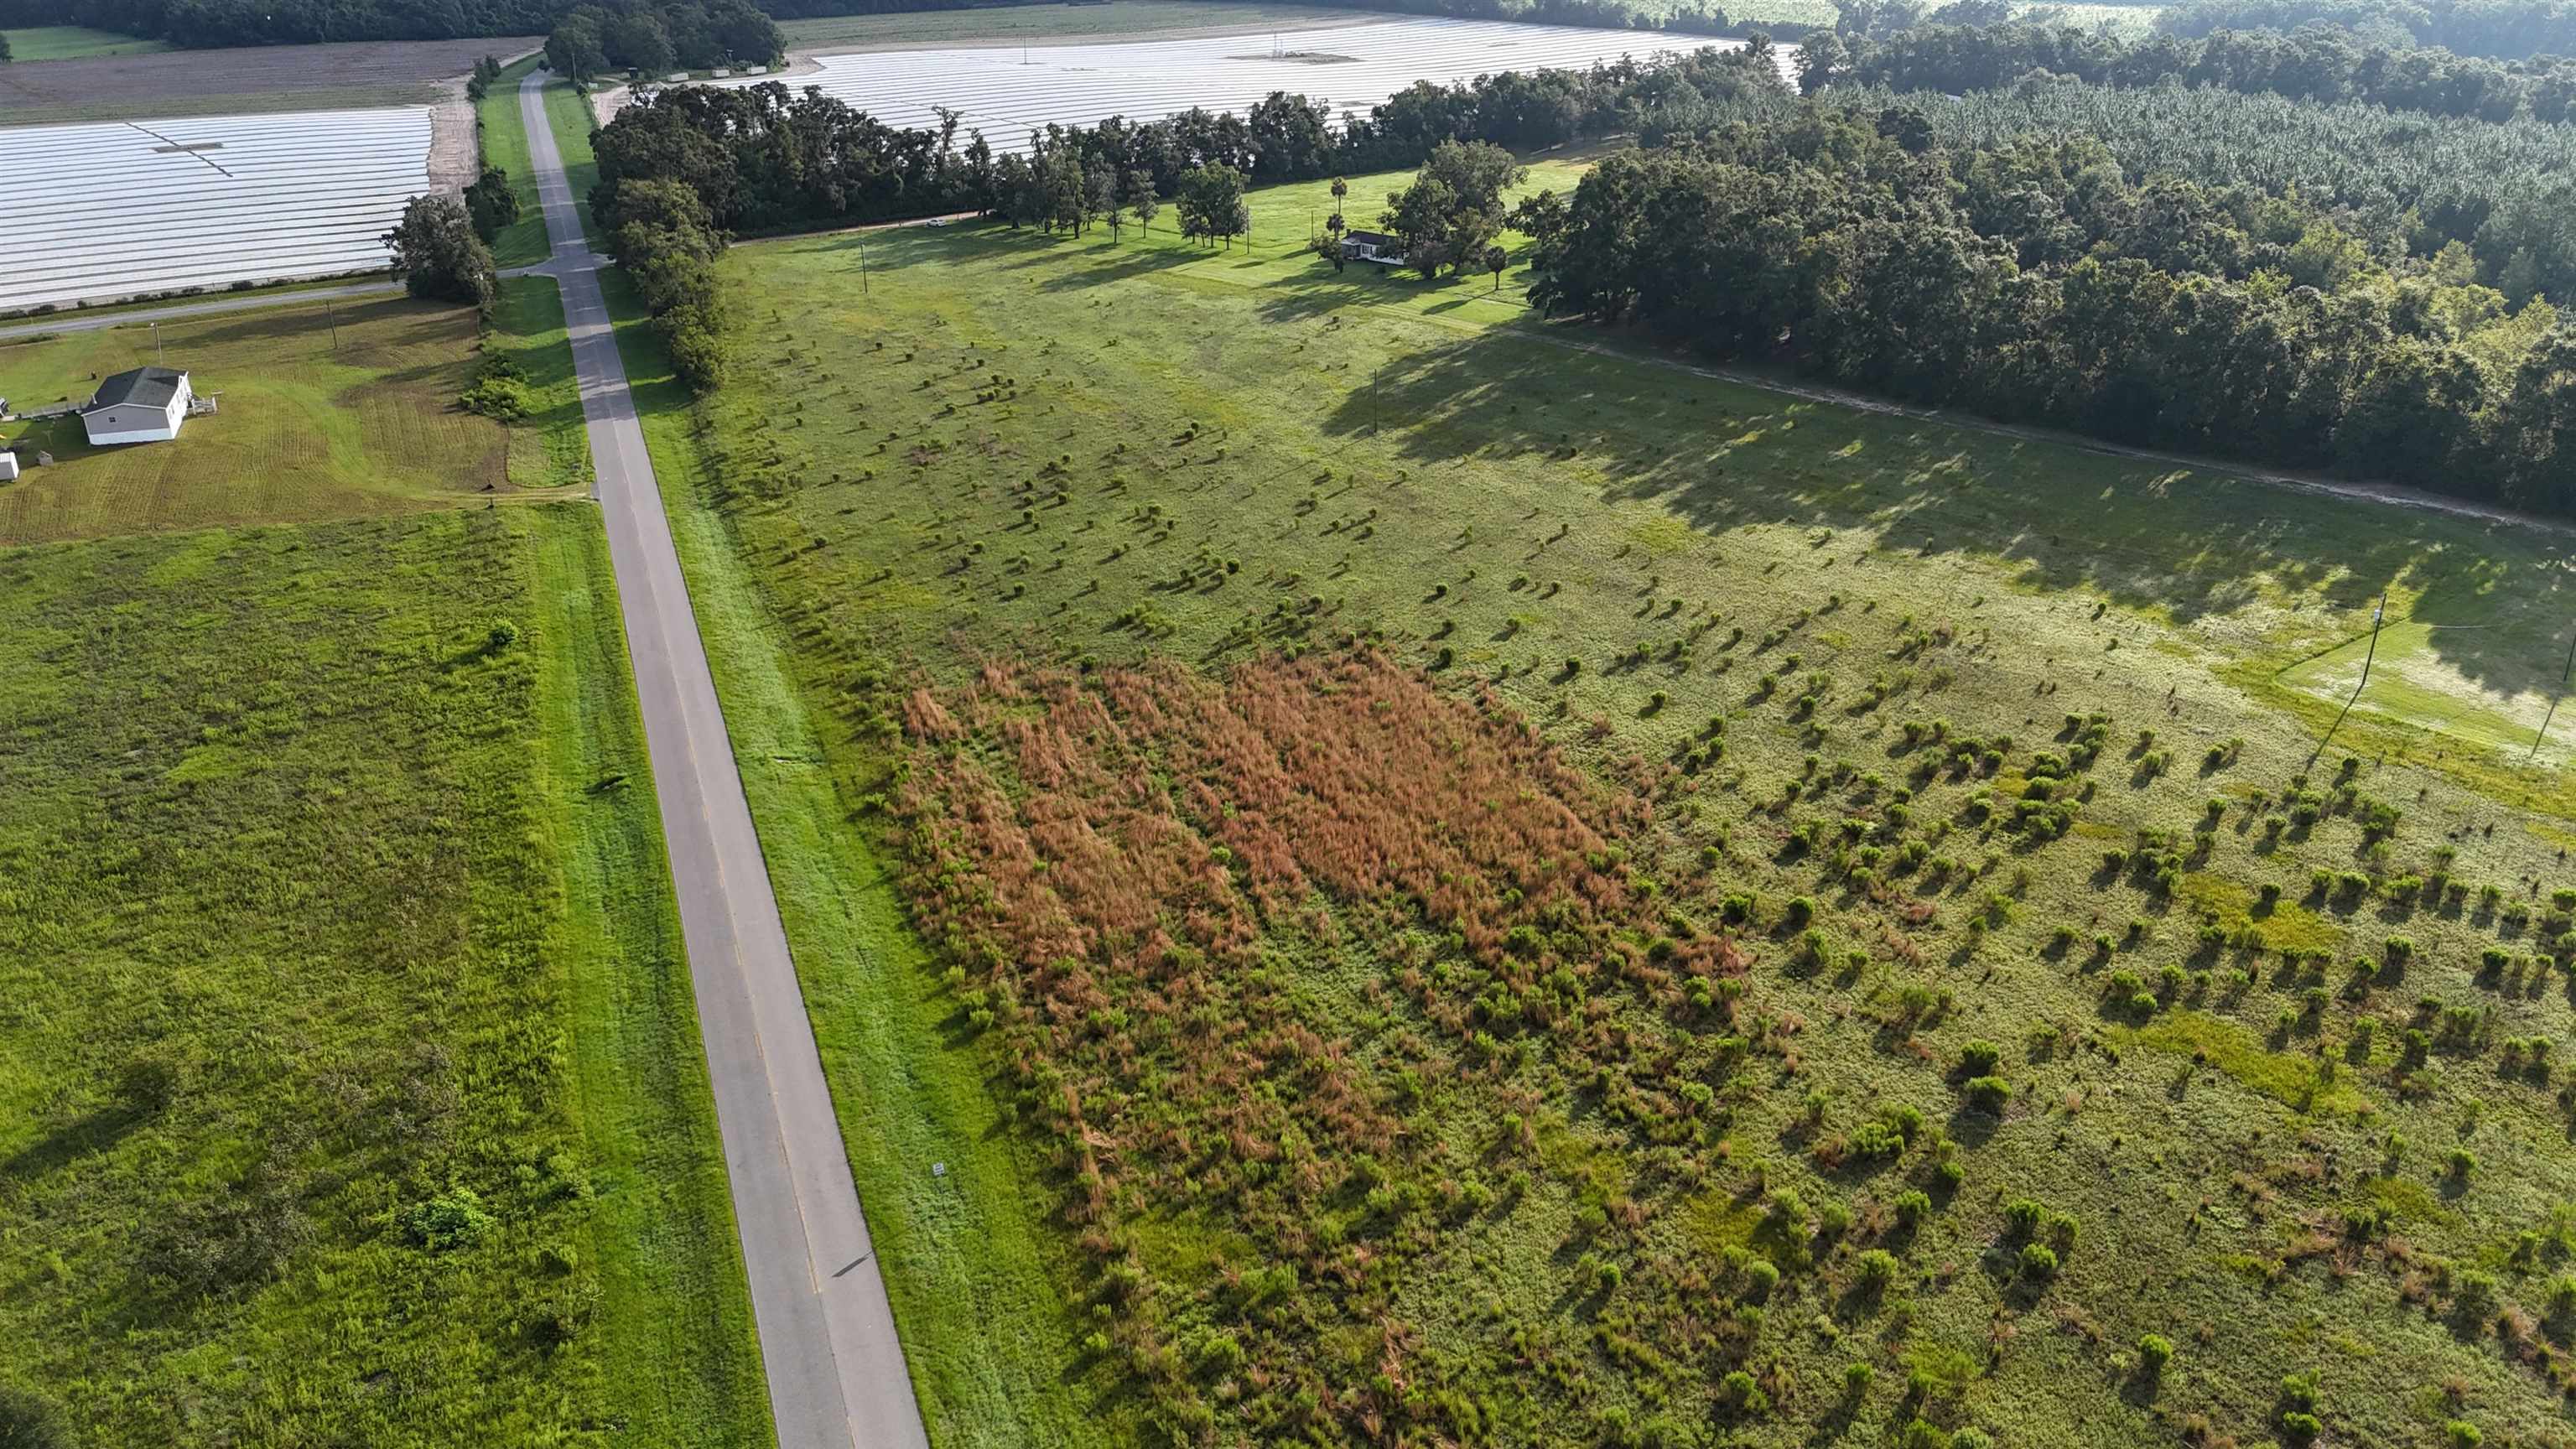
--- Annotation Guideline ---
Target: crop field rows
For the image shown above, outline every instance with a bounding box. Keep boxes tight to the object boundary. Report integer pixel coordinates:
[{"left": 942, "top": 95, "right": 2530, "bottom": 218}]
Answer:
[
  {"left": 0, "top": 36, "right": 525, "bottom": 126},
  {"left": 0, "top": 106, "right": 429, "bottom": 311},
  {"left": 711, "top": 18, "right": 1795, "bottom": 153}
]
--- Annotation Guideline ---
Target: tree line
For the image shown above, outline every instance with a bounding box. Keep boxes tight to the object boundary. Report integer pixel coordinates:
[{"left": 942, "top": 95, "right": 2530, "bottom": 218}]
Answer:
[
  {"left": 1524, "top": 101, "right": 2576, "bottom": 511},
  {"left": 1812, "top": 18, "right": 2576, "bottom": 120},
  {"left": 543, "top": 0, "right": 782, "bottom": 81},
  {"left": 583, "top": 47, "right": 1769, "bottom": 382},
  {"left": 0, "top": 0, "right": 1780, "bottom": 51},
  {"left": 2153, "top": 0, "right": 2576, "bottom": 61},
  {"left": 1626, "top": 50, "right": 2576, "bottom": 307},
  {"left": 1836, "top": 75, "right": 2576, "bottom": 306},
  {"left": 589, "top": 42, "right": 1783, "bottom": 236}
]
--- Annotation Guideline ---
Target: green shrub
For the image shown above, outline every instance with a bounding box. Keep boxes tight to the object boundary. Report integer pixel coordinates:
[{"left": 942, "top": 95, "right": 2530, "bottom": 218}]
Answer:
[
  {"left": 399, "top": 1187, "right": 496, "bottom": 1252},
  {"left": 2137, "top": 1332, "right": 2172, "bottom": 1374},
  {"left": 1722, "top": 1368, "right": 1768, "bottom": 1415},
  {"left": 1957, "top": 1040, "right": 2002, "bottom": 1075},
  {"left": 1965, "top": 1076, "right": 2010, "bottom": 1113},
  {"left": 460, "top": 372, "right": 535, "bottom": 419},
  {"left": 0, "top": 1384, "right": 68, "bottom": 1449},
  {"left": 2018, "top": 1243, "right": 2058, "bottom": 1279}
]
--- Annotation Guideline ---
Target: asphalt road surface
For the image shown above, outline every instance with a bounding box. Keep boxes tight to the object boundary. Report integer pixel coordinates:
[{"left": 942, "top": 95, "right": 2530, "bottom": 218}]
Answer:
[{"left": 517, "top": 70, "right": 930, "bottom": 1449}]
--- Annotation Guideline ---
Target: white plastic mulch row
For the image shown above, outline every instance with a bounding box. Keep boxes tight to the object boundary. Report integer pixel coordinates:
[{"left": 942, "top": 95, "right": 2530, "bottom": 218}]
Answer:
[
  {"left": 0, "top": 106, "right": 431, "bottom": 311},
  {"left": 714, "top": 18, "right": 1797, "bottom": 156}
]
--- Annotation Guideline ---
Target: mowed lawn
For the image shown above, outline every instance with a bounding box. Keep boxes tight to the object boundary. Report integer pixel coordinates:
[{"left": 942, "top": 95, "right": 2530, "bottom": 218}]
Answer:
[
  {"left": 623, "top": 156, "right": 2576, "bottom": 1446},
  {"left": 0, "top": 293, "right": 585, "bottom": 546},
  {"left": 0, "top": 24, "right": 172, "bottom": 60},
  {"left": 475, "top": 55, "right": 553, "bottom": 270}
]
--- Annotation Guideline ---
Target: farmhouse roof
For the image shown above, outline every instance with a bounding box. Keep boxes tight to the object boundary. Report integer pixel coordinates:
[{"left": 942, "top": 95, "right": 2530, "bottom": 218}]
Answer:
[
  {"left": 1343, "top": 230, "right": 1397, "bottom": 247},
  {"left": 86, "top": 366, "right": 186, "bottom": 412}
]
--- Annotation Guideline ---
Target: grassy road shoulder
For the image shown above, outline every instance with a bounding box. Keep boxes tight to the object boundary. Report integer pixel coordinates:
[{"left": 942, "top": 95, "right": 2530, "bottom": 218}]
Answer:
[
  {"left": 525, "top": 502, "right": 773, "bottom": 1446},
  {"left": 529, "top": 70, "right": 1104, "bottom": 1444},
  {"left": 474, "top": 54, "right": 554, "bottom": 270},
  {"left": 593, "top": 258, "right": 1109, "bottom": 1446}
]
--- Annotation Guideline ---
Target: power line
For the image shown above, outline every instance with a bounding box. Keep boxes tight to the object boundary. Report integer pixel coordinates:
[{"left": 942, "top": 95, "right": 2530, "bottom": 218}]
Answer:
[{"left": 2306, "top": 589, "right": 2388, "bottom": 773}]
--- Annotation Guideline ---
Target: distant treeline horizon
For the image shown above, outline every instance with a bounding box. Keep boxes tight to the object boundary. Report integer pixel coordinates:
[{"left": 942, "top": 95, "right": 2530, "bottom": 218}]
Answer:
[{"left": 0, "top": 0, "right": 1782, "bottom": 52}]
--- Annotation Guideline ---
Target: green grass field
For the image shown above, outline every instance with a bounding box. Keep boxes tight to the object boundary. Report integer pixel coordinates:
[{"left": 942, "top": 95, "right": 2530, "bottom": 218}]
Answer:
[
  {"left": 0, "top": 117, "right": 766, "bottom": 1437},
  {"left": 475, "top": 55, "right": 555, "bottom": 270},
  {"left": 0, "top": 294, "right": 584, "bottom": 547},
  {"left": 0, "top": 24, "right": 171, "bottom": 60},
  {"left": 592, "top": 135, "right": 2576, "bottom": 1447},
  {"left": 0, "top": 505, "right": 759, "bottom": 1445}
]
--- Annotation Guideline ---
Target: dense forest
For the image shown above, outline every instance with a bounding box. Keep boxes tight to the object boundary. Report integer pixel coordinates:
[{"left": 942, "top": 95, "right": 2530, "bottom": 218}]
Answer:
[
  {"left": 1530, "top": 101, "right": 2573, "bottom": 508},
  {"left": 543, "top": 0, "right": 783, "bottom": 78},
  {"left": 2154, "top": 0, "right": 2576, "bottom": 60},
  {"left": 1818, "top": 19, "right": 2576, "bottom": 120}
]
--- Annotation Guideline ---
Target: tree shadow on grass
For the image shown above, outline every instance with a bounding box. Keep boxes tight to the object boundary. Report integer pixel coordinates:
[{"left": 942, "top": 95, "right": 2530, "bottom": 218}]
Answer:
[
  {"left": 1301, "top": 325, "right": 2557, "bottom": 692},
  {"left": 1, "top": 1059, "right": 176, "bottom": 1182}
]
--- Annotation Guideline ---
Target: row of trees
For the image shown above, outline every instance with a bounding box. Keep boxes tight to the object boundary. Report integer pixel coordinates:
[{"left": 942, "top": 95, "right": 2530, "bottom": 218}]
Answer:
[
  {"left": 543, "top": 0, "right": 781, "bottom": 81},
  {"left": 604, "top": 179, "right": 728, "bottom": 386},
  {"left": 976, "top": 141, "right": 1266, "bottom": 245},
  {"left": 1810, "top": 19, "right": 2576, "bottom": 122},
  {"left": 588, "top": 44, "right": 1787, "bottom": 240},
  {"left": 0, "top": 0, "right": 1784, "bottom": 50},
  {"left": 1524, "top": 102, "right": 2576, "bottom": 511},
  {"left": 2153, "top": 0, "right": 2576, "bottom": 60}
]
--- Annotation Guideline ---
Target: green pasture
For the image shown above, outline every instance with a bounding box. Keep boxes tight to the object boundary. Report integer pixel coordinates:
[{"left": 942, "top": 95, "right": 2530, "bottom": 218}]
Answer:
[{"left": 554, "top": 127, "right": 2576, "bottom": 1448}]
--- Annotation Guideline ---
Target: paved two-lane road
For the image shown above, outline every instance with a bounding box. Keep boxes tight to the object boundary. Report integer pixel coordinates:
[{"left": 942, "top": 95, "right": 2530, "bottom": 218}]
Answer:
[{"left": 515, "top": 71, "right": 930, "bottom": 1449}]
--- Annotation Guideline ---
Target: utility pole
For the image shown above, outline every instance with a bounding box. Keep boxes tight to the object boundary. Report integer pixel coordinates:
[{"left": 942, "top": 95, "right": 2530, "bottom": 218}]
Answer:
[
  {"left": 2308, "top": 589, "right": 2389, "bottom": 772},
  {"left": 151, "top": 321, "right": 161, "bottom": 361},
  {"left": 2527, "top": 626, "right": 2576, "bottom": 761},
  {"left": 859, "top": 239, "right": 868, "bottom": 294},
  {"left": 325, "top": 299, "right": 339, "bottom": 352}
]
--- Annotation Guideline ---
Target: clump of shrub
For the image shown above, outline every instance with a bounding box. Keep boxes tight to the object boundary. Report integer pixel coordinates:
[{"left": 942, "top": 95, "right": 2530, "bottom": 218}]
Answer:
[
  {"left": 460, "top": 352, "right": 534, "bottom": 419},
  {"left": 400, "top": 1187, "right": 496, "bottom": 1252}
]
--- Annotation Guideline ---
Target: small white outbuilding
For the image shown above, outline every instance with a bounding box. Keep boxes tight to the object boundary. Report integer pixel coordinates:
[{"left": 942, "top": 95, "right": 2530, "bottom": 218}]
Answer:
[
  {"left": 80, "top": 366, "right": 192, "bottom": 445},
  {"left": 0, "top": 449, "right": 18, "bottom": 482}
]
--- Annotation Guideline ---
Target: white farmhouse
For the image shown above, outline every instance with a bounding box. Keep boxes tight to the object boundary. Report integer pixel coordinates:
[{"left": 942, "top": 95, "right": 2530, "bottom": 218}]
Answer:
[
  {"left": 80, "top": 366, "right": 192, "bottom": 445},
  {"left": 1340, "top": 230, "right": 1405, "bottom": 267}
]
